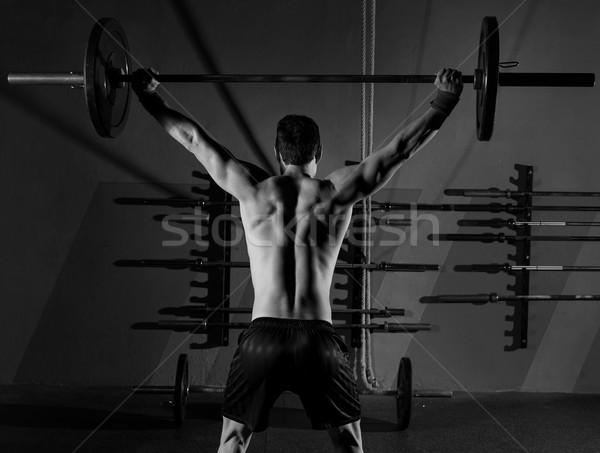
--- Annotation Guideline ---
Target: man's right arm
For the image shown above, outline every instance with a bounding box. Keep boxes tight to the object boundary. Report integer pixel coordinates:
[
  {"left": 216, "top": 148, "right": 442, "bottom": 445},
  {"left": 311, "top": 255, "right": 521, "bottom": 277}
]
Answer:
[
  {"left": 324, "top": 68, "right": 462, "bottom": 214},
  {"left": 131, "top": 69, "right": 261, "bottom": 202}
]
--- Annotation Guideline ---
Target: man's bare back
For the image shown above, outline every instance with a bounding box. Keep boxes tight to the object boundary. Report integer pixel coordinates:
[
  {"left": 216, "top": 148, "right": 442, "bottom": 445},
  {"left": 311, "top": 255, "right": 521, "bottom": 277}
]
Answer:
[
  {"left": 240, "top": 172, "right": 351, "bottom": 322},
  {"left": 132, "top": 67, "right": 462, "bottom": 453}
]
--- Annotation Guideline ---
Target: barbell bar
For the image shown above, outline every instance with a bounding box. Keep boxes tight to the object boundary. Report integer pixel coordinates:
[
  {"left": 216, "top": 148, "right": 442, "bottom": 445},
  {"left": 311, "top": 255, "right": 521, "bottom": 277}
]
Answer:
[
  {"left": 117, "top": 197, "right": 600, "bottom": 212},
  {"left": 6, "top": 17, "right": 595, "bottom": 140},
  {"left": 446, "top": 188, "right": 600, "bottom": 198},
  {"left": 457, "top": 219, "right": 600, "bottom": 228},
  {"left": 454, "top": 263, "right": 600, "bottom": 272},
  {"left": 168, "top": 305, "right": 406, "bottom": 316},
  {"left": 158, "top": 213, "right": 412, "bottom": 227},
  {"left": 134, "top": 383, "right": 450, "bottom": 397},
  {"left": 114, "top": 259, "right": 439, "bottom": 271},
  {"left": 137, "top": 354, "right": 415, "bottom": 430},
  {"left": 432, "top": 233, "right": 600, "bottom": 242},
  {"left": 376, "top": 203, "right": 600, "bottom": 212},
  {"left": 421, "top": 293, "right": 600, "bottom": 303},
  {"left": 8, "top": 71, "right": 595, "bottom": 86},
  {"left": 156, "top": 320, "right": 431, "bottom": 333}
]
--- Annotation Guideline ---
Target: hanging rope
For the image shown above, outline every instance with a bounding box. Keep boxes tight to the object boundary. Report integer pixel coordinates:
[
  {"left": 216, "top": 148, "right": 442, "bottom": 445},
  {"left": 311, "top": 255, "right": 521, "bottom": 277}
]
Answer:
[{"left": 359, "top": 0, "right": 378, "bottom": 391}]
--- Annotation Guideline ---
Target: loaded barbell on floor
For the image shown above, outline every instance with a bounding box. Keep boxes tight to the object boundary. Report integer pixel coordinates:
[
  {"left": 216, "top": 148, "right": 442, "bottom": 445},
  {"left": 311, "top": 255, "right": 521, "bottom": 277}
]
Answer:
[
  {"left": 7, "top": 17, "right": 594, "bottom": 140},
  {"left": 135, "top": 354, "right": 423, "bottom": 430}
]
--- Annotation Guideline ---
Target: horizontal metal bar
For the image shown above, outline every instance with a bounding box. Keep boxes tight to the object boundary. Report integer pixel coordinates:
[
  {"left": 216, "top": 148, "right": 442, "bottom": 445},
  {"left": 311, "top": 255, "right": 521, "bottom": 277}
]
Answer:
[
  {"left": 157, "top": 321, "right": 431, "bottom": 332},
  {"left": 115, "top": 198, "right": 600, "bottom": 212},
  {"left": 435, "top": 233, "right": 600, "bottom": 242},
  {"left": 134, "top": 384, "right": 449, "bottom": 397},
  {"left": 114, "top": 197, "right": 238, "bottom": 207},
  {"left": 422, "top": 293, "right": 600, "bottom": 303},
  {"left": 457, "top": 219, "right": 600, "bottom": 228},
  {"left": 455, "top": 264, "right": 600, "bottom": 272},
  {"left": 374, "top": 203, "right": 600, "bottom": 212},
  {"left": 10, "top": 72, "right": 595, "bottom": 87},
  {"left": 158, "top": 215, "right": 412, "bottom": 227},
  {"left": 134, "top": 385, "right": 226, "bottom": 394},
  {"left": 7, "top": 72, "right": 84, "bottom": 85},
  {"left": 115, "top": 259, "right": 439, "bottom": 271},
  {"left": 118, "top": 73, "right": 464, "bottom": 84},
  {"left": 117, "top": 72, "right": 592, "bottom": 86},
  {"left": 180, "top": 305, "right": 406, "bottom": 316},
  {"left": 446, "top": 188, "right": 600, "bottom": 198},
  {"left": 413, "top": 390, "right": 453, "bottom": 398}
]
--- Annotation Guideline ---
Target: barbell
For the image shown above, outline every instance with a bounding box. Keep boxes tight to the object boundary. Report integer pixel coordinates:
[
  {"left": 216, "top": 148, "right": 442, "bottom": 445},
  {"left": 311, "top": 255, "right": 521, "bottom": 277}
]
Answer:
[
  {"left": 135, "top": 353, "right": 415, "bottom": 430},
  {"left": 7, "top": 16, "right": 595, "bottom": 141},
  {"left": 115, "top": 259, "right": 439, "bottom": 271}
]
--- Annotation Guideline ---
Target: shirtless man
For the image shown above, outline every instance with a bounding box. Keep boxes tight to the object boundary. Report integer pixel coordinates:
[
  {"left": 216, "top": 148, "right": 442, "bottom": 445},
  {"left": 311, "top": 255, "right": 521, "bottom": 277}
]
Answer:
[{"left": 133, "top": 67, "right": 462, "bottom": 453}]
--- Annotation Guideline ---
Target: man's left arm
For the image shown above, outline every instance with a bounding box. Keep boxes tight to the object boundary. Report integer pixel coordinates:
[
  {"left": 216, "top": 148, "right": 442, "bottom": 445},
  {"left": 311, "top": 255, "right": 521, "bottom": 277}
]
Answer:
[{"left": 132, "top": 69, "right": 259, "bottom": 201}]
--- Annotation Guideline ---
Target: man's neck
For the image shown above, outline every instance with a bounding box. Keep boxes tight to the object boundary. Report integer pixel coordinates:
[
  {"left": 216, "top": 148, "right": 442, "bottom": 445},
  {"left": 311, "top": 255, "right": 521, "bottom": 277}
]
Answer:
[{"left": 282, "top": 164, "right": 314, "bottom": 179}]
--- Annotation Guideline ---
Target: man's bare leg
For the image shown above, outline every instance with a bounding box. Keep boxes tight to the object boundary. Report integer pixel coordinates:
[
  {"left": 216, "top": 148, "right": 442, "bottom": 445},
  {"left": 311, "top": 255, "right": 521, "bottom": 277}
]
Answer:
[
  {"left": 218, "top": 416, "right": 253, "bottom": 453},
  {"left": 327, "top": 420, "right": 363, "bottom": 453}
]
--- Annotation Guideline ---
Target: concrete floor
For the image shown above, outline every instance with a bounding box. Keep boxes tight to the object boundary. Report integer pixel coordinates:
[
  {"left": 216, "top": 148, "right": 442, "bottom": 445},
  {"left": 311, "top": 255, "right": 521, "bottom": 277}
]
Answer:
[{"left": 1, "top": 385, "right": 599, "bottom": 452}]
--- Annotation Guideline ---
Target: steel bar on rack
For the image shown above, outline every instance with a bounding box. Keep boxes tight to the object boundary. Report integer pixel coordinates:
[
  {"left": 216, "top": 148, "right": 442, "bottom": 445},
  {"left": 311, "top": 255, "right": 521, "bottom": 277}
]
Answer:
[
  {"left": 114, "top": 260, "right": 439, "bottom": 271},
  {"left": 454, "top": 263, "right": 600, "bottom": 272},
  {"left": 186, "top": 305, "right": 405, "bottom": 316},
  {"left": 115, "top": 198, "right": 600, "bottom": 212},
  {"left": 157, "top": 320, "right": 431, "bottom": 332},
  {"left": 445, "top": 188, "right": 600, "bottom": 198},
  {"left": 457, "top": 218, "right": 600, "bottom": 228},
  {"left": 156, "top": 214, "right": 411, "bottom": 227},
  {"left": 432, "top": 233, "right": 600, "bottom": 242},
  {"left": 372, "top": 203, "right": 600, "bottom": 212},
  {"left": 421, "top": 293, "right": 600, "bottom": 303}
]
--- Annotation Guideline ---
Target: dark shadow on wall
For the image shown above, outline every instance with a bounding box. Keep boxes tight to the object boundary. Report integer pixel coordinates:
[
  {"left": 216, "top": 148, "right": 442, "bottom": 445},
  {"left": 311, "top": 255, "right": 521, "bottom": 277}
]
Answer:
[
  {"left": 0, "top": 77, "right": 188, "bottom": 199},
  {"left": 404, "top": 0, "right": 433, "bottom": 124},
  {"left": 124, "top": 175, "right": 238, "bottom": 350},
  {"left": 433, "top": 0, "right": 539, "bottom": 199},
  {"left": 13, "top": 181, "right": 203, "bottom": 385},
  {"left": 170, "top": 0, "right": 276, "bottom": 176}
]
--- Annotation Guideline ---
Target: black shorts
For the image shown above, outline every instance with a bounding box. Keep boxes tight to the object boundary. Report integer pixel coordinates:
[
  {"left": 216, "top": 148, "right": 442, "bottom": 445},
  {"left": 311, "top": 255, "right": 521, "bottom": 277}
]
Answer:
[{"left": 222, "top": 317, "right": 361, "bottom": 432}]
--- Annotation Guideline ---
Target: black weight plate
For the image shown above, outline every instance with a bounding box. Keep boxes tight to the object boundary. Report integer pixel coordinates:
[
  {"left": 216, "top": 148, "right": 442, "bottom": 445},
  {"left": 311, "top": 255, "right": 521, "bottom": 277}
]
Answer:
[
  {"left": 476, "top": 16, "right": 499, "bottom": 141},
  {"left": 84, "top": 17, "right": 131, "bottom": 138},
  {"left": 396, "top": 356, "right": 412, "bottom": 430},
  {"left": 174, "top": 353, "right": 189, "bottom": 428}
]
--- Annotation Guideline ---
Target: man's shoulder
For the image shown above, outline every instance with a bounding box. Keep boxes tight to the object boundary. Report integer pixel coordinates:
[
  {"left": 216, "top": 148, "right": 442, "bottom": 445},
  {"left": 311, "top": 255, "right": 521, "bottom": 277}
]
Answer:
[{"left": 324, "top": 164, "right": 359, "bottom": 191}]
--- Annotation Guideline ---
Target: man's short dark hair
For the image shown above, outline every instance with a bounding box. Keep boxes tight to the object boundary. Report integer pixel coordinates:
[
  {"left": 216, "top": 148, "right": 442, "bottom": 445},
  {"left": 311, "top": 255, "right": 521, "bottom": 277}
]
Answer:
[{"left": 275, "top": 115, "right": 320, "bottom": 166}]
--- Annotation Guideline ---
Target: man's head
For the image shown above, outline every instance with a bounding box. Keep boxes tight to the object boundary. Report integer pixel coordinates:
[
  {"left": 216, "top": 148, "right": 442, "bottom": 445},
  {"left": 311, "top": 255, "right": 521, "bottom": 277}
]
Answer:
[{"left": 275, "top": 115, "right": 322, "bottom": 170}]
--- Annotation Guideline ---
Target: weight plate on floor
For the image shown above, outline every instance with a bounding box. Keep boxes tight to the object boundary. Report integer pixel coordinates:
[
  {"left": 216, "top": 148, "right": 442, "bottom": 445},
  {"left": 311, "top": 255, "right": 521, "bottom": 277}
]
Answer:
[
  {"left": 476, "top": 16, "right": 499, "bottom": 141},
  {"left": 396, "top": 356, "right": 412, "bottom": 430},
  {"left": 84, "top": 17, "right": 131, "bottom": 138},
  {"left": 174, "top": 353, "right": 189, "bottom": 427}
]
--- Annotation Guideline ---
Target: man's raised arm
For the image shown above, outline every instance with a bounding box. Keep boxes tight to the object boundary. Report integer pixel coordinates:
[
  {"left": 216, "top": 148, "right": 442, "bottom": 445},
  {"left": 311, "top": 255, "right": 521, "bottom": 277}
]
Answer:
[
  {"left": 325, "top": 68, "right": 463, "bottom": 214},
  {"left": 132, "top": 68, "right": 259, "bottom": 201}
]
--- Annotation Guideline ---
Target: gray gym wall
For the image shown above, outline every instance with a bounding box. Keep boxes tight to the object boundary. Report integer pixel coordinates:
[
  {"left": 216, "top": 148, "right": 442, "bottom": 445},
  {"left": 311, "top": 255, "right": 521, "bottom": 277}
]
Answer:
[{"left": 1, "top": 0, "right": 599, "bottom": 393}]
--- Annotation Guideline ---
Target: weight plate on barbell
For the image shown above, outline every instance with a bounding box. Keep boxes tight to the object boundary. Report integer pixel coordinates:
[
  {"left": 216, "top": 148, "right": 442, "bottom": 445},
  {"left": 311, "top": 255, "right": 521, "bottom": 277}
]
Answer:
[
  {"left": 396, "top": 356, "right": 412, "bottom": 430},
  {"left": 476, "top": 16, "right": 499, "bottom": 141},
  {"left": 174, "top": 353, "right": 189, "bottom": 427},
  {"left": 84, "top": 17, "right": 131, "bottom": 138}
]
